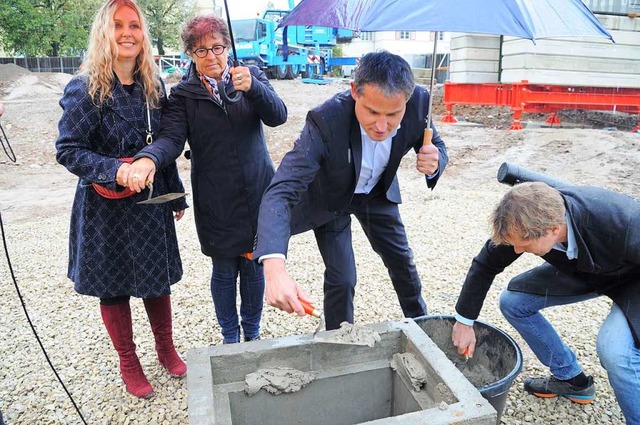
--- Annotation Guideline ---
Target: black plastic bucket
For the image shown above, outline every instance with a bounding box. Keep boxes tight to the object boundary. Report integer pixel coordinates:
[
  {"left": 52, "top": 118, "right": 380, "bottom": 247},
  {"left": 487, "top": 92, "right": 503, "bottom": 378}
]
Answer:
[{"left": 413, "top": 315, "right": 522, "bottom": 424}]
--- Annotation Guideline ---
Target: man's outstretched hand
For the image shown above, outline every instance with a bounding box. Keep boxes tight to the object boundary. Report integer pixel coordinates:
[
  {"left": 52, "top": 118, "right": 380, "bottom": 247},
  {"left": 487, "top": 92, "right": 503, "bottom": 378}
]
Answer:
[{"left": 263, "top": 258, "right": 308, "bottom": 316}]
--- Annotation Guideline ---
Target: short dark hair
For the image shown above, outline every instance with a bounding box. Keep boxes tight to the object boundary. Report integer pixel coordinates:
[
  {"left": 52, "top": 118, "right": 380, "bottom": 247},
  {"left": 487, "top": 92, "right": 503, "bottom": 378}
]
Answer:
[
  {"left": 181, "top": 14, "right": 231, "bottom": 54},
  {"left": 353, "top": 51, "right": 414, "bottom": 100}
]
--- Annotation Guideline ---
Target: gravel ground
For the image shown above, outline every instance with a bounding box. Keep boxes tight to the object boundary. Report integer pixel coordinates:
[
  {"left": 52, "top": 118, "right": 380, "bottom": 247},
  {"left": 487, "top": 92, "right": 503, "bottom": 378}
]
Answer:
[{"left": 1, "top": 70, "right": 639, "bottom": 424}]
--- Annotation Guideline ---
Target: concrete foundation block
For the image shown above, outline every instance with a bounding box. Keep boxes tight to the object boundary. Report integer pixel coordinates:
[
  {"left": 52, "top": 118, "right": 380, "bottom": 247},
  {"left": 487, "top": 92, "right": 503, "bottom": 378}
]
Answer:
[{"left": 187, "top": 319, "right": 496, "bottom": 425}]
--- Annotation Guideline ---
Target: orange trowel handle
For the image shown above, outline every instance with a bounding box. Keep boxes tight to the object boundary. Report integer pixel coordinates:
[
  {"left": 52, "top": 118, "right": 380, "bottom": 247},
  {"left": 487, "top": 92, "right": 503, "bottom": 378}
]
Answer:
[
  {"left": 423, "top": 128, "right": 433, "bottom": 146},
  {"left": 298, "top": 298, "right": 322, "bottom": 318}
]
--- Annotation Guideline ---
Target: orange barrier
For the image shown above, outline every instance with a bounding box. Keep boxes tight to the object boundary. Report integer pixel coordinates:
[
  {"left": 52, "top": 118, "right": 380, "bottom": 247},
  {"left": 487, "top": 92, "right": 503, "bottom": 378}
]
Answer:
[{"left": 441, "top": 80, "right": 640, "bottom": 131}]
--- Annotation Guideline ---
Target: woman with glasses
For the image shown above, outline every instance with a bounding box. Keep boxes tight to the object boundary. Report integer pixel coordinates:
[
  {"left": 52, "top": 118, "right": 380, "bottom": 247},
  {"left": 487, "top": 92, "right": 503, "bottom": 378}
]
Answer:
[
  {"left": 128, "top": 14, "right": 287, "bottom": 344},
  {"left": 55, "top": 0, "right": 188, "bottom": 399}
]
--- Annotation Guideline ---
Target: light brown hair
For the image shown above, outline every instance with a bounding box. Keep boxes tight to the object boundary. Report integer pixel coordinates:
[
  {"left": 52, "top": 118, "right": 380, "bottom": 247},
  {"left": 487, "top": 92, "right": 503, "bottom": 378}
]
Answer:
[{"left": 491, "top": 182, "right": 566, "bottom": 244}]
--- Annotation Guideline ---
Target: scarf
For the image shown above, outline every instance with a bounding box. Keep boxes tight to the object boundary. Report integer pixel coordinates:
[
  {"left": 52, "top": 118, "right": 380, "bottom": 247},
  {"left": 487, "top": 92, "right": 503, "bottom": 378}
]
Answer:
[{"left": 197, "top": 62, "right": 231, "bottom": 106}]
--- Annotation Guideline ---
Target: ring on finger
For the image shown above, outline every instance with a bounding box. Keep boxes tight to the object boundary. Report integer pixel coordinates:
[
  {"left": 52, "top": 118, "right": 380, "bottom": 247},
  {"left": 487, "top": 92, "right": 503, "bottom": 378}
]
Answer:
[{"left": 133, "top": 175, "right": 140, "bottom": 179}]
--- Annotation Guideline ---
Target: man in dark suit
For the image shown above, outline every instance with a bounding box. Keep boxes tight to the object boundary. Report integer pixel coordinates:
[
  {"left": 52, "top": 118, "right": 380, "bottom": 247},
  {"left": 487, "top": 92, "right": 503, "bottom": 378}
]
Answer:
[
  {"left": 452, "top": 182, "right": 640, "bottom": 423},
  {"left": 254, "top": 51, "right": 448, "bottom": 330}
]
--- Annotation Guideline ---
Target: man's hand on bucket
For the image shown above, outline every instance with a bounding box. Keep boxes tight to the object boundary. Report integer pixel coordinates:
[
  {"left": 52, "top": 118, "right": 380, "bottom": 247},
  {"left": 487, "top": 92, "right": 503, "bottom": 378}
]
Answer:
[{"left": 452, "top": 321, "right": 476, "bottom": 359}]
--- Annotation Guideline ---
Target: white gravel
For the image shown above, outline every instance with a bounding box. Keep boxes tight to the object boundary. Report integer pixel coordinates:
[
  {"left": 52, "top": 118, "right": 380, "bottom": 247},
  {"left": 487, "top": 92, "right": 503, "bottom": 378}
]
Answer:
[{"left": 1, "top": 77, "right": 638, "bottom": 424}]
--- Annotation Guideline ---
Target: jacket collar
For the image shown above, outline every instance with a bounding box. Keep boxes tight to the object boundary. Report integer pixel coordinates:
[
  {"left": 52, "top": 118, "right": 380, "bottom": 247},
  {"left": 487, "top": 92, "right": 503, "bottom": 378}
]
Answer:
[
  {"left": 106, "top": 73, "right": 148, "bottom": 136},
  {"left": 174, "top": 63, "right": 227, "bottom": 104},
  {"left": 563, "top": 193, "right": 600, "bottom": 273}
]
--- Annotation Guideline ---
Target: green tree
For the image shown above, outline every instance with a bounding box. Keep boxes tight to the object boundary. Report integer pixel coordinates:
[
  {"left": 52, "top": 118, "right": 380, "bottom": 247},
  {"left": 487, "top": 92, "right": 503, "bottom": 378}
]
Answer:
[
  {"left": 0, "top": 0, "right": 196, "bottom": 57},
  {"left": 140, "top": 0, "right": 197, "bottom": 55},
  {"left": 0, "top": 0, "right": 100, "bottom": 56}
]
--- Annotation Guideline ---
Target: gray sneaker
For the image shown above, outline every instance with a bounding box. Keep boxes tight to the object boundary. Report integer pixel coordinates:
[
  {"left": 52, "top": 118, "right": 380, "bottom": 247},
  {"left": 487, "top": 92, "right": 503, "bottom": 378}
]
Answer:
[{"left": 524, "top": 375, "right": 595, "bottom": 404}]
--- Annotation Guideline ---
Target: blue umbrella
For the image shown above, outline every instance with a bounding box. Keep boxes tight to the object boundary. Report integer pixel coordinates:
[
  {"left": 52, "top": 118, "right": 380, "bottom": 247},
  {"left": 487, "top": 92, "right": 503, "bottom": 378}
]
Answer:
[
  {"left": 280, "top": 0, "right": 613, "bottom": 40},
  {"left": 279, "top": 0, "right": 613, "bottom": 140}
]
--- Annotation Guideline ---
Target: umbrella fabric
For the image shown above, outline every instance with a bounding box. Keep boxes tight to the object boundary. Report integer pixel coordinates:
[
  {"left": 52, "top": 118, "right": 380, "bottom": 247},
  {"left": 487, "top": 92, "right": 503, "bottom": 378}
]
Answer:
[{"left": 280, "top": 0, "right": 613, "bottom": 41}]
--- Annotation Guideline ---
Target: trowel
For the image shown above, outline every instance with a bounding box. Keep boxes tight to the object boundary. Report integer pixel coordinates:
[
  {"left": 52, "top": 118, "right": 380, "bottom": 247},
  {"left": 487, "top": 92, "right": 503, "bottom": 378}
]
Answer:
[
  {"left": 299, "top": 298, "right": 324, "bottom": 337},
  {"left": 299, "top": 297, "right": 379, "bottom": 347},
  {"left": 137, "top": 183, "right": 187, "bottom": 205},
  {"left": 454, "top": 347, "right": 471, "bottom": 368}
]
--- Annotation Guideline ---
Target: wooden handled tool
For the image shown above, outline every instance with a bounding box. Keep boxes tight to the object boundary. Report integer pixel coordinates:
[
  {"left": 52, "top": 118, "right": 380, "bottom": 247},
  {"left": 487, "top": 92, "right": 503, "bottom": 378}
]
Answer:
[{"left": 423, "top": 127, "right": 433, "bottom": 146}]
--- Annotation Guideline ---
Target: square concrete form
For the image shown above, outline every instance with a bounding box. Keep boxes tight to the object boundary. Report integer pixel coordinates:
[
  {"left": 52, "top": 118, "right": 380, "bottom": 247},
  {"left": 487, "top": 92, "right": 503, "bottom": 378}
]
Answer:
[{"left": 188, "top": 319, "right": 496, "bottom": 425}]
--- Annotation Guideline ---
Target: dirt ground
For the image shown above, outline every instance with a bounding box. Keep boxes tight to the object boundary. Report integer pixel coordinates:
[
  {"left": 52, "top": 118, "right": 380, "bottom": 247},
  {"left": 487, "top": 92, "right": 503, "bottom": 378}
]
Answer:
[
  {"left": 1, "top": 63, "right": 640, "bottom": 424},
  {"left": 1, "top": 62, "right": 638, "bottom": 222}
]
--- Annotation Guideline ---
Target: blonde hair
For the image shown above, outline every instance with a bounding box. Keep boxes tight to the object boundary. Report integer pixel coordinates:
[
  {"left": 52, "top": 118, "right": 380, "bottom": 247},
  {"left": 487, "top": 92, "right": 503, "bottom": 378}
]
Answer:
[
  {"left": 491, "top": 182, "right": 566, "bottom": 244},
  {"left": 81, "top": 0, "right": 162, "bottom": 107}
]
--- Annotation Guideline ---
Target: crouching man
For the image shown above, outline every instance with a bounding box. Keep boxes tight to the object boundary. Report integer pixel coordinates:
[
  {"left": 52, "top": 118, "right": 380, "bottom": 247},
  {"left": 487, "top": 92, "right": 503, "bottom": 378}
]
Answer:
[{"left": 452, "top": 182, "right": 640, "bottom": 424}]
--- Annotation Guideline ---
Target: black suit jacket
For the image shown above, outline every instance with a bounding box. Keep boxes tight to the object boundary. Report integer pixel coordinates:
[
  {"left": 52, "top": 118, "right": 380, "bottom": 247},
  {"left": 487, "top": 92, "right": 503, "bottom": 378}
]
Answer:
[
  {"left": 455, "top": 186, "right": 640, "bottom": 345},
  {"left": 255, "top": 86, "right": 448, "bottom": 258}
]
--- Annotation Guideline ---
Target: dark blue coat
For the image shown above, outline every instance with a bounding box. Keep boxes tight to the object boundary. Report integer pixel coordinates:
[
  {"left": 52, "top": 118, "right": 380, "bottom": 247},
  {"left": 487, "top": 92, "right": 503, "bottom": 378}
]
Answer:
[
  {"left": 455, "top": 186, "right": 640, "bottom": 345},
  {"left": 56, "top": 76, "right": 187, "bottom": 298},
  {"left": 136, "top": 63, "right": 287, "bottom": 257},
  {"left": 254, "top": 87, "right": 448, "bottom": 259}
]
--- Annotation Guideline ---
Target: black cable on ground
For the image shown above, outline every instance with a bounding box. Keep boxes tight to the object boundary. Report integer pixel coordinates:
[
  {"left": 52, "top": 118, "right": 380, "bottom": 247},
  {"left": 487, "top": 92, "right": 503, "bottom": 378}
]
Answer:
[
  {"left": 0, "top": 211, "right": 87, "bottom": 424},
  {"left": 0, "top": 123, "right": 16, "bottom": 163}
]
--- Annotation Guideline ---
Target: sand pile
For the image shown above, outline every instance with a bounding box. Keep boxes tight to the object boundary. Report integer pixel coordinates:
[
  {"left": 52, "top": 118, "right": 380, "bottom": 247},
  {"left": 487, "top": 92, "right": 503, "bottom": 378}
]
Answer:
[{"left": 1, "top": 63, "right": 72, "bottom": 100}]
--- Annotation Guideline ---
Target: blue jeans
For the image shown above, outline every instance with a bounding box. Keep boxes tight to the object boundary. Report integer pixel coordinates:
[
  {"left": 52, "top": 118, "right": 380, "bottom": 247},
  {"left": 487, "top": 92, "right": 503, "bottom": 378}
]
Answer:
[
  {"left": 210, "top": 256, "right": 264, "bottom": 343},
  {"left": 500, "top": 290, "right": 640, "bottom": 424},
  {"left": 597, "top": 304, "right": 640, "bottom": 425}
]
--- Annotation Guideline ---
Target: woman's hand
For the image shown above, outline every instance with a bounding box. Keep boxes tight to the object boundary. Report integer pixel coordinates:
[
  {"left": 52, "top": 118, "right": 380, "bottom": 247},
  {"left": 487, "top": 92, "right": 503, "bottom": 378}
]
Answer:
[
  {"left": 230, "top": 66, "right": 252, "bottom": 92},
  {"left": 115, "top": 161, "right": 131, "bottom": 187},
  {"left": 126, "top": 157, "right": 156, "bottom": 192}
]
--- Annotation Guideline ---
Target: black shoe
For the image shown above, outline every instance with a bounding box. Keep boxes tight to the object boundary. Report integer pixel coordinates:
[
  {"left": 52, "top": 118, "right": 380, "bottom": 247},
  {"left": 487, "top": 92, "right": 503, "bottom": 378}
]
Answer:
[
  {"left": 244, "top": 335, "right": 260, "bottom": 342},
  {"left": 524, "top": 375, "right": 595, "bottom": 404}
]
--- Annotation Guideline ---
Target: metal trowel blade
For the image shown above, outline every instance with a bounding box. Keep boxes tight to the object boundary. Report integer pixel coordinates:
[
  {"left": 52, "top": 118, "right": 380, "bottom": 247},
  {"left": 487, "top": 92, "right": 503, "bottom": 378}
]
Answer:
[
  {"left": 138, "top": 192, "right": 187, "bottom": 204},
  {"left": 312, "top": 313, "right": 325, "bottom": 337}
]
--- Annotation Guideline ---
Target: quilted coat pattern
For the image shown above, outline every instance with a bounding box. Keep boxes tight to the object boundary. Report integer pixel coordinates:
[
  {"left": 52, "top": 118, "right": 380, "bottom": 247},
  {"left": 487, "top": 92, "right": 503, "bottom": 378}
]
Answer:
[{"left": 56, "top": 76, "right": 187, "bottom": 298}]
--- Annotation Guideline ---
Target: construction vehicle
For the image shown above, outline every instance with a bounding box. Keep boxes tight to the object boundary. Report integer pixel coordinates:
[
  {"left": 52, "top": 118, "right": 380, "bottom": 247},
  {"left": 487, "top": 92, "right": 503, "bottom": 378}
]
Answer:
[{"left": 230, "top": 0, "right": 355, "bottom": 79}]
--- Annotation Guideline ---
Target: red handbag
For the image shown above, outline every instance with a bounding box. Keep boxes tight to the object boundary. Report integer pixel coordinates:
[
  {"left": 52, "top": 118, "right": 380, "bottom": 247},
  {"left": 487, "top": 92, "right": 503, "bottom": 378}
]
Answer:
[{"left": 92, "top": 157, "right": 137, "bottom": 199}]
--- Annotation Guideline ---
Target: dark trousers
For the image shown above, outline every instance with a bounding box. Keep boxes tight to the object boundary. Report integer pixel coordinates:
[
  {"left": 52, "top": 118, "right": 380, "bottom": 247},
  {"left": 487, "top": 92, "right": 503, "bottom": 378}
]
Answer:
[{"left": 313, "top": 186, "right": 427, "bottom": 330}]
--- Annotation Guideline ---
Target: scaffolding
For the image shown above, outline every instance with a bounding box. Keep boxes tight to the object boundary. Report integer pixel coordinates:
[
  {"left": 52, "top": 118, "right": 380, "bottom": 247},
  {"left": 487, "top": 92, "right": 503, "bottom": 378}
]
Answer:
[{"left": 441, "top": 81, "right": 640, "bottom": 131}]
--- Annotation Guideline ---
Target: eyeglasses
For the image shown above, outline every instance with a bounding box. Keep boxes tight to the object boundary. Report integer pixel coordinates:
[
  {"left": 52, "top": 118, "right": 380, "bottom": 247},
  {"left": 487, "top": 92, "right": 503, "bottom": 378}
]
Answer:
[{"left": 193, "top": 45, "right": 226, "bottom": 58}]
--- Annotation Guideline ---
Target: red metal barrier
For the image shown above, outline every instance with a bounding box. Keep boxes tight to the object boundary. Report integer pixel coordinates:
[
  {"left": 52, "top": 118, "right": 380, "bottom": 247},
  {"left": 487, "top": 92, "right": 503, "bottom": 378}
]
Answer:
[{"left": 442, "top": 81, "right": 640, "bottom": 131}]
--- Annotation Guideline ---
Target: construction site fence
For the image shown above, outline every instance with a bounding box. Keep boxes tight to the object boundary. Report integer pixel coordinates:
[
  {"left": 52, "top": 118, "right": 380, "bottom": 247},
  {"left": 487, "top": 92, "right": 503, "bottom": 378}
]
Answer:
[
  {"left": 0, "top": 56, "right": 82, "bottom": 75},
  {"left": 0, "top": 55, "right": 188, "bottom": 77}
]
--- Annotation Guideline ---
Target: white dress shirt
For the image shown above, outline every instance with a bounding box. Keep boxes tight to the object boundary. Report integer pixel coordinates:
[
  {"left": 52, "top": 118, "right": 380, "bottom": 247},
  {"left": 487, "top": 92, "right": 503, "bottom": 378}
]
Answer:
[
  {"left": 354, "top": 125, "right": 398, "bottom": 194},
  {"left": 259, "top": 124, "right": 399, "bottom": 263}
]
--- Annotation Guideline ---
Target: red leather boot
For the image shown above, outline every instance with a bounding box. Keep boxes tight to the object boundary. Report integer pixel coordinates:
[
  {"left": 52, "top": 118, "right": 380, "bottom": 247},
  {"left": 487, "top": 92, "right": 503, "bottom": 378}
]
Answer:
[
  {"left": 144, "top": 295, "right": 187, "bottom": 377},
  {"left": 100, "top": 303, "right": 154, "bottom": 398}
]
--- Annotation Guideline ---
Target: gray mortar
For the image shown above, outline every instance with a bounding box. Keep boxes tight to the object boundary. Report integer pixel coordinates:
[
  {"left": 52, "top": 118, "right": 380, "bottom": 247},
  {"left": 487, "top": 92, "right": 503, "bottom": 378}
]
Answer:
[
  {"left": 244, "top": 367, "right": 315, "bottom": 395},
  {"left": 416, "top": 316, "right": 518, "bottom": 387},
  {"left": 313, "top": 321, "right": 382, "bottom": 347},
  {"left": 187, "top": 319, "right": 496, "bottom": 425}
]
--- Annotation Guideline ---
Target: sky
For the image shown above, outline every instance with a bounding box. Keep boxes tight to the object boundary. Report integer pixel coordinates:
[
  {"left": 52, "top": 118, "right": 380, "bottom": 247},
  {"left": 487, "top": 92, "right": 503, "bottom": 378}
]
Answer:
[{"left": 210, "top": 0, "right": 296, "bottom": 19}]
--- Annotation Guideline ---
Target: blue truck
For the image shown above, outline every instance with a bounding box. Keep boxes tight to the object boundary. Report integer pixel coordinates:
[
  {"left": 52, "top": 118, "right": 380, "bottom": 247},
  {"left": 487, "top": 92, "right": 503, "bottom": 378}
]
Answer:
[{"left": 230, "top": 1, "right": 355, "bottom": 79}]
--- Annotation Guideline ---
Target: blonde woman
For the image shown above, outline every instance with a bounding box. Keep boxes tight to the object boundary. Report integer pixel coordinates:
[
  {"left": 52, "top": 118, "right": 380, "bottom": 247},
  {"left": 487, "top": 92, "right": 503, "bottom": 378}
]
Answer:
[{"left": 55, "top": 0, "right": 187, "bottom": 398}]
